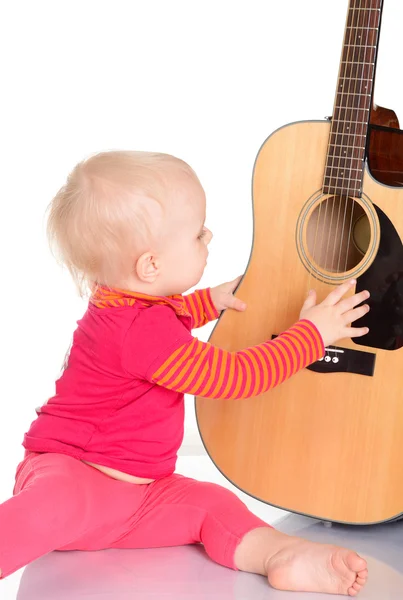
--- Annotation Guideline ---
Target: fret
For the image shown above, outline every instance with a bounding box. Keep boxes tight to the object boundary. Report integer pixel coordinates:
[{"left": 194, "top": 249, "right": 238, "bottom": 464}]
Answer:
[
  {"left": 326, "top": 159, "right": 364, "bottom": 169},
  {"left": 341, "top": 61, "right": 374, "bottom": 65},
  {"left": 327, "top": 160, "right": 364, "bottom": 170},
  {"left": 329, "top": 143, "right": 365, "bottom": 150},
  {"left": 322, "top": 188, "right": 362, "bottom": 197},
  {"left": 334, "top": 95, "right": 372, "bottom": 109},
  {"left": 330, "top": 124, "right": 368, "bottom": 139},
  {"left": 340, "top": 63, "right": 375, "bottom": 79},
  {"left": 327, "top": 152, "right": 364, "bottom": 160},
  {"left": 349, "top": 0, "right": 382, "bottom": 6},
  {"left": 332, "top": 119, "right": 367, "bottom": 125},
  {"left": 342, "top": 44, "right": 377, "bottom": 64},
  {"left": 325, "top": 176, "right": 362, "bottom": 182},
  {"left": 339, "top": 78, "right": 372, "bottom": 82},
  {"left": 326, "top": 157, "right": 363, "bottom": 164},
  {"left": 330, "top": 135, "right": 366, "bottom": 147},
  {"left": 332, "top": 119, "right": 368, "bottom": 128},
  {"left": 327, "top": 155, "right": 364, "bottom": 163},
  {"left": 328, "top": 152, "right": 365, "bottom": 161},
  {"left": 330, "top": 130, "right": 366, "bottom": 137},
  {"left": 325, "top": 167, "right": 363, "bottom": 173},
  {"left": 334, "top": 107, "right": 370, "bottom": 117},
  {"left": 349, "top": 0, "right": 382, "bottom": 8},
  {"left": 334, "top": 108, "right": 370, "bottom": 122},
  {"left": 344, "top": 45, "right": 376, "bottom": 49},
  {"left": 326, "top": 169, "right": 363, "bottom": 176},
  {"left": 343, "top": 54, "right": 375, "bottom": 64},
  {"left": 322, "top": 186, "right": 361, "bottom": 196},
  {"left": 331, "top": 125, "right": 367, "bottom": 131},
  {"left": 344, "top": 29, "right": 378, "bottom": 47},
  {"left": 346, "top": 27, "right": 378, "bottom": 30},
  {"left": 346, "top": 9, "right": 381, "bottom": 29},
  {"left": 330, "top": 132, "right": 366, "bottom": 142},
  {"left": 339, "top": 81, "right": 372, "bottom": 87},
  {"left": 330, "top": 122, "right": 368, "bottom": 137},
  {"left": 335, "top": 105, "right": 369, "bottom": 110},
  {"left": 334, "top": 100, "right": 371, "bottom": 111},
  {"left": 327, "top": 152, "right": 365, "bottom": 166},
  {"left": 337, "top": 92, "right": 371, "bottom": 97},
  {"left": 339, "top": 82, "right": 372, "bottom": 92},
  {"left": 331, "top": 123, "right": 366, "bottom": 129}
]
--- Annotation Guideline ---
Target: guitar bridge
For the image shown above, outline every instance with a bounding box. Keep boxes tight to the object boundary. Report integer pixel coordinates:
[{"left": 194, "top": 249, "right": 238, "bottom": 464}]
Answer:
[{"left": 271, "top": 336, "right": 376, "bottom": 377}]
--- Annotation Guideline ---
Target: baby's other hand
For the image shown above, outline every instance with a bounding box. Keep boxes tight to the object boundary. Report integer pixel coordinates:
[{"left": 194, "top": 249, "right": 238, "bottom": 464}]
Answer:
[
  {"left": 299, "top": 279, "right": 370, "bottom": 347},
  {"left": 210, "top": 275, "right": 247, "bottom": 312}
]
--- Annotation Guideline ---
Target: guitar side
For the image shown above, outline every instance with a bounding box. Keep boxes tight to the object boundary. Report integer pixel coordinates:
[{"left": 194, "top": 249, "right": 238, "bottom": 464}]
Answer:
[{"left": 195, "top": 119, "right": 403, "bottom": 524}]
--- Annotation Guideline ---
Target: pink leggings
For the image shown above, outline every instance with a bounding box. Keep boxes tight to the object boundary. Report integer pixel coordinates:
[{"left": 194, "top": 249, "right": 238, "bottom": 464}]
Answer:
[{"left": 0, "top": 451, "right": 270, "bottom": 579}]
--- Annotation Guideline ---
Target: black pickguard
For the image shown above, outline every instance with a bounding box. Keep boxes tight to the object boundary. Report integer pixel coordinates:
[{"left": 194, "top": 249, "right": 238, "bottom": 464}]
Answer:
[{"left": 355, "top": 205, "right": 403, "bottom": 351}]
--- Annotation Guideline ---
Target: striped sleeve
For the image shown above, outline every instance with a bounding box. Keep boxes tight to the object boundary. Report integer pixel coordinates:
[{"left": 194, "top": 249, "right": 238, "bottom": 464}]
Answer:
[
  {"left": 147, "top": 319, "right": 325, "bottom": 399},
  {"left": 183, "top": 288, "right": 221, "bottom": 328}
]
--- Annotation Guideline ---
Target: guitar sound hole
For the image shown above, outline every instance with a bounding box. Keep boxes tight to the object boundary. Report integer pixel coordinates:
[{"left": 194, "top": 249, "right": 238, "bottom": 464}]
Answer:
[{"left": 306, "top": 196, "right": 370, "bottom": 273}]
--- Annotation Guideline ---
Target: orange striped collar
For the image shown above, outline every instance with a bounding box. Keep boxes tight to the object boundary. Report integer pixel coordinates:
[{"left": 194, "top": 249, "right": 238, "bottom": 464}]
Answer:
[{"left": 89, "top": 283, "right": 191, "bottom": 317}]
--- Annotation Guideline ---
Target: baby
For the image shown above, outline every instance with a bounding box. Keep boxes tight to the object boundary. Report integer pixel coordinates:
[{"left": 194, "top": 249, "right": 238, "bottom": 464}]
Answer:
[{"left": 0, "top": 151, "right": 370, "bottom": 595}]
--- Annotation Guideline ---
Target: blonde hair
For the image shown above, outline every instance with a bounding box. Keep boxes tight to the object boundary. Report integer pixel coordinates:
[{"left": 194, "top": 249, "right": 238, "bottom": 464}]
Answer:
[{"left": 46, "top": 150, "right": 199, "bottom": 298}]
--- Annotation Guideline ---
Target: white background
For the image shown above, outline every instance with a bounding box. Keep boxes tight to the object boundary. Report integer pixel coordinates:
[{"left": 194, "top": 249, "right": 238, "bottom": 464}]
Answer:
[{"left": 1, "top": 0, "right": 402, "bottom": 503}]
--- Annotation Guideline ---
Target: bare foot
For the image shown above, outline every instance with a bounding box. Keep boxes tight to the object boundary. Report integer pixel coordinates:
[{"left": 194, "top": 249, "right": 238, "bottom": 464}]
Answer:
[{"left": 265, "top": 538, "right": 368, "bottom": 596}]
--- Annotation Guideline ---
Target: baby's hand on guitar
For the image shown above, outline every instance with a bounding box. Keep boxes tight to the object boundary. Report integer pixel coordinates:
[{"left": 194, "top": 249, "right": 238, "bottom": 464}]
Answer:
[
  {"left": 299, "top": 279, "right": 370, "bottom": 347},
  {"left": 210, "top": 275, "right": 247, "bottom": 312}
]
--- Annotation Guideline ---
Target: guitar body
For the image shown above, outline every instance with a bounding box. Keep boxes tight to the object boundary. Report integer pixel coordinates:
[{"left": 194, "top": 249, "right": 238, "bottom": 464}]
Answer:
[{"left": 195, "top": 118, "right": 403, "bottom": 524}]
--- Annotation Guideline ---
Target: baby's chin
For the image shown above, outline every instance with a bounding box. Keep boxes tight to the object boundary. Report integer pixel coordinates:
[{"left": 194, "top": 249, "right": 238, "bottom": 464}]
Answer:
[
  {"left": 180, "top": 276, "right": 204, "bottom": 295},
  {"left": 170, "top": 267, "right": 206, "bottom": 296}
]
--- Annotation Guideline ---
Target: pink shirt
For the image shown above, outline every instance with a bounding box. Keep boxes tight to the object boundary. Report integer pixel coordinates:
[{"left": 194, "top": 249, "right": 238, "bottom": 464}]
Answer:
[{"left": 23, "top": 286, "right": 324, "bottom": 478}]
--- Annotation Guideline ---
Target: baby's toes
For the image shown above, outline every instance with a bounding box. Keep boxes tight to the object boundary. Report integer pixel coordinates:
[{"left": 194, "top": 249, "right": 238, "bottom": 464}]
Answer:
[{"left": 347, "top": 569, "right": 368, "bottom": 596}]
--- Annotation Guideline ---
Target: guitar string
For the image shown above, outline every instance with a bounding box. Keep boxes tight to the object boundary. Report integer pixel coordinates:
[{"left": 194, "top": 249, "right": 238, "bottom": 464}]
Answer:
[
  {"left": 305, "top": 1, "right": 353, "bottom": 302},
  {"left": 308, "top": 1, "right": 378, "bottom": 359},
  {"left": 335, "top": 0, "right": 362, "bottom": 277},
  {"left": 328, "top": 0, "right": 358, "bottom": 330},
  {"left": 334, "top": 0, "right": 381, "bottom": 348},
  {"left": 328, "top": 0, "right": 358, "bottom": 361},
  {"left": 341, "top": 0, "right": 375, "bottom": 279},
  {"left": 349, "top": 0, "right": 382, "bottom": 270},
  {"left": 320, "top": 1, "right": 361, "bottom": 281},
  {"left": 334, "top": 0, "right": 364, "bottom": 277},
  {"left": 333, "top": 0, "right": 363, "bottom": 355},
  {"left": 333, "top": 1, "right": 378, "bottom": 347},
  {"left": 307, "top": 0, "right": 356, "bottom": 361}
]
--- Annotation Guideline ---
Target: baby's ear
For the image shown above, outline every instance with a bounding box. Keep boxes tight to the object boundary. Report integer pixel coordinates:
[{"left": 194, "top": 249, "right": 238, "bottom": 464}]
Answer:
[{"left": 136, "top": 252, "right": 159, "bottom": 283}]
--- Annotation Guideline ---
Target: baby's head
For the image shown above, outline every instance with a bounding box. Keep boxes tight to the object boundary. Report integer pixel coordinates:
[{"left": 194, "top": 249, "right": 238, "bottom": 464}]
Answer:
[{"left": 47, "top": 150, "right": 213, "bottom": 298}]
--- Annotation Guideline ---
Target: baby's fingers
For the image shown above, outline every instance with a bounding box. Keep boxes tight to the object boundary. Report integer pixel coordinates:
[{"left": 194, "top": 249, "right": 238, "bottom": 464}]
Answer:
[
  {"left": 338, "top": 289, "right": 370, "bottom": 314},
  {"left": 343, "top": 303, "right": 370, "bottom": 325},
  {"left": 344, "top": 325, "right": 370, "bottom": 338},
  {"left": 322, "top": 279, "right": 356, "bottom": 306}
]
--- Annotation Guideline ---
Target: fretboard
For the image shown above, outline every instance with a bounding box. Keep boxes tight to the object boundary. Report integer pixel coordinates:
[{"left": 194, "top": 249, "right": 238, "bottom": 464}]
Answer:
[{"left": 323, "top": 0, "right": 384, "bottom": 197}]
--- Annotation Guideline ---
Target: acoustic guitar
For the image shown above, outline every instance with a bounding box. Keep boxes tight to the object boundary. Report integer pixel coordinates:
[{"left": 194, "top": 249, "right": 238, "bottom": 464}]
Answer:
[{"left": 195, "top": 0, "right": 403, "bottom": 525}]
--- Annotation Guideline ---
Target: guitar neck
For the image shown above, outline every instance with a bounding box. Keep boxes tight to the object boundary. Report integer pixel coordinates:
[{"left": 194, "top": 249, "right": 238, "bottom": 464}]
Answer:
[{"left": 323, "top": 0, "right": 384, "bottom": 197}]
